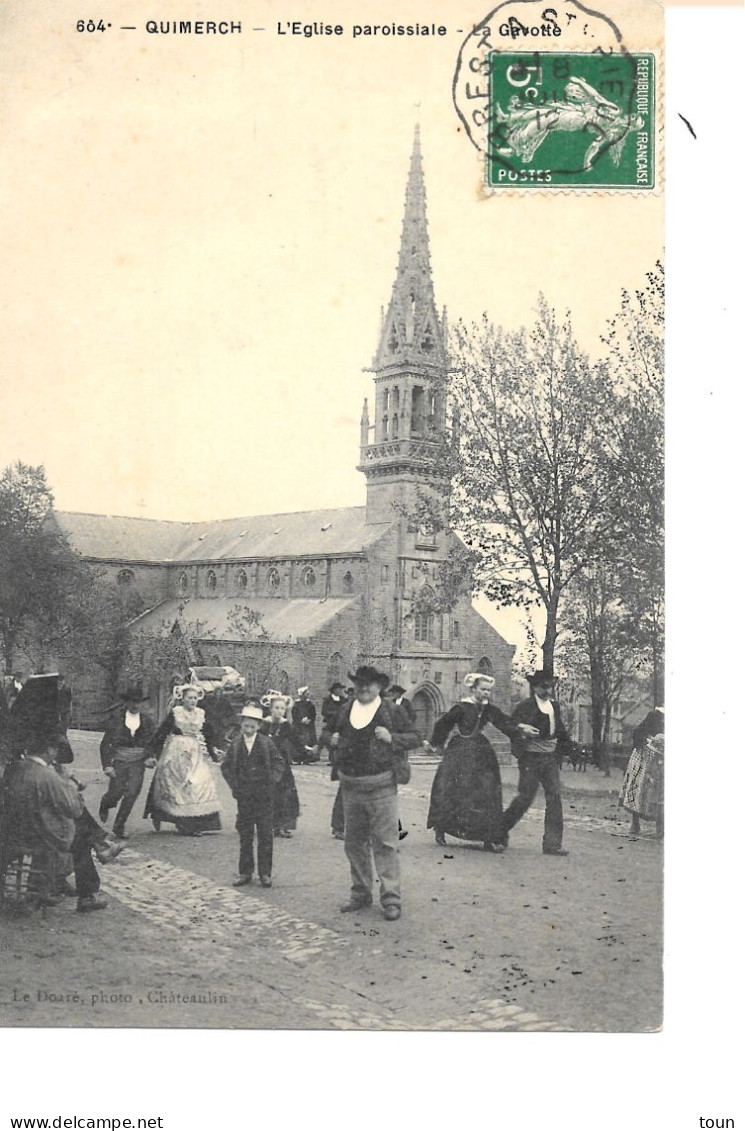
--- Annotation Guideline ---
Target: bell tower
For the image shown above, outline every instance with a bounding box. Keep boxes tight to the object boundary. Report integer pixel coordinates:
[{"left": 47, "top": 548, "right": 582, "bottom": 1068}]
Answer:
[{"left": 359, "top": 127, "right": 449, "bottom": 525}]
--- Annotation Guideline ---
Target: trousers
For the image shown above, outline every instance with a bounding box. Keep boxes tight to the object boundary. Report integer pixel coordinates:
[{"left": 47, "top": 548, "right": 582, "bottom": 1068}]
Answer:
[
  {"left": 236, "top": 802, "right": 273, "bottom": 878},
  {"left": 341, "top": 775, "right": 400, "bottom": 908},
  {"left": 70, "top": 810, "right": 102, "bottom": 897},
  {"left": 500, "top": 754, "right": 564, "bottom": 851},
  {"left": 100, "top": 759, "right": 146, "bottom": 835}
]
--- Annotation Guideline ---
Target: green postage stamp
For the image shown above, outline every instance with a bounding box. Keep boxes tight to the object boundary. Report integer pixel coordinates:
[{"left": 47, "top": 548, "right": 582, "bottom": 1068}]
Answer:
[{"left": 486, "top": 51, "right": 655, "bottom": 189}]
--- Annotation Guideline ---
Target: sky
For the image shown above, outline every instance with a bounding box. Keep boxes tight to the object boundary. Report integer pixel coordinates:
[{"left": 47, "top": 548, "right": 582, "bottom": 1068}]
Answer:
[{"left": 1, "top": 0, "right": 662, "bottom": 651}]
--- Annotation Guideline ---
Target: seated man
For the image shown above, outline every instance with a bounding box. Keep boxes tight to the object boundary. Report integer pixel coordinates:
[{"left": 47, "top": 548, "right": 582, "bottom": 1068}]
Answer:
[{"left": 4, "top": 735, "right": 110, "bottom": 912}]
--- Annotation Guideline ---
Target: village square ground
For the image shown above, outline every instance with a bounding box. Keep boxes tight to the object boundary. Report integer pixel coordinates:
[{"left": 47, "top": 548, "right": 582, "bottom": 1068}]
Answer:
[{"left": 0, "top": 732, "right": 662, "bottom": 1033}]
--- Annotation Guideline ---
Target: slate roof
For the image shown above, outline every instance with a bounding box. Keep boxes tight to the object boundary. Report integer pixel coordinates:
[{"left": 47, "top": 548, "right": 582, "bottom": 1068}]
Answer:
[
  {"left": 129, "top": 596, "right": 360, "bottom": 643},
  {"left": 56, "top": 507, "right": 390, "bottom": 563}
]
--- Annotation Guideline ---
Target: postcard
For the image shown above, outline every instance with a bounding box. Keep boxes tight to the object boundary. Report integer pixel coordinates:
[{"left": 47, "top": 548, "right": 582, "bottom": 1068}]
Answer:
[{"left": 2, "top": 0, "right": 666, "bottom": 1045}]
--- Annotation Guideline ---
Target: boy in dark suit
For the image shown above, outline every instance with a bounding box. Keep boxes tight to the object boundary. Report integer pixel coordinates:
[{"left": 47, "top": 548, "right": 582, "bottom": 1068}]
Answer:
[{"left": 221, "top": 704, "right": 285, "bottom": 888}]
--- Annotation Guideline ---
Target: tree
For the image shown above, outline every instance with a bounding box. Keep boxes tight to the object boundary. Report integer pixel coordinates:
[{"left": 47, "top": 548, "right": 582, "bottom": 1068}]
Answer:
[
  {"left": 225, "top": 605, "right": 293, "bottom": 695},
  {"left": 559, "top": 560, "right": 648, "bottom": 771},
  {"left": 598, "top": 262, "right": 664, "bottom": 702},
  {"left": 0, "top": 462, "right": 90, "bottom": 672},
  {"left": 445, "top": 299, "right": 618, "bottom": 672},
  {"left": 128, "top": 606, "right": 217, "bottom": 692}
]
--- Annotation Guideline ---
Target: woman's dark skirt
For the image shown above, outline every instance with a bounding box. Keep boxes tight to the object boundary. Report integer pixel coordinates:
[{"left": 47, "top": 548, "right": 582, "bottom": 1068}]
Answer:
[{"left": 426, "top": 732, "right": 504, "bottom": 844}]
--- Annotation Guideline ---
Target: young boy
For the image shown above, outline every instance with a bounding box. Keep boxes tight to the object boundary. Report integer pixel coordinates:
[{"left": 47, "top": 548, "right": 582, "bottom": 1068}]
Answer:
[{"left": 221, "top": 704, "right": 285, "bottom": 888}]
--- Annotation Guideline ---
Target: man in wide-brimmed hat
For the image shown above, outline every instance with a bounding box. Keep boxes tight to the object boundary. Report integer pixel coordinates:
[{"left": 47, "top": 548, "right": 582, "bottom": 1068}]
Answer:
[
  {"left": 98, "top": 684, "right": 156, "bottom": 839},
  {"left": 329, "top": 665, "right": 421, "bottom": 921},
  {"left": 500, "top": 670, "right": 572, "bottom": 856}
]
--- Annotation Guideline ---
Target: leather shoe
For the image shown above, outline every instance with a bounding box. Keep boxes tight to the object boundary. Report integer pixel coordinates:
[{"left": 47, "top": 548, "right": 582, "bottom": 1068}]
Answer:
[
  {"left": 543, "top": 848, "right": 569, "bottom": 856},
  {"left": 340, "top": 897, "right": 372, "bottom": 912},
  {"left": 434, "top": 832, "right": 447, "bottom": 847},
  {"left": 77, "top": 895, "right": 108, "bottom": 913},
  {"left": 484, "top": 841, "right": 505, "bottom": 854},
  {"left": 383, "top": 905, "right": 401, "bottom": 921},
  {"left": 95, "top": 840, "right": 125, "bottom": 864},
  {"left": 233, "top": 875, "right": 252, "bottom": 886},
  {"left": 259, "top": 875, "right": 272, "bottom": 888}
]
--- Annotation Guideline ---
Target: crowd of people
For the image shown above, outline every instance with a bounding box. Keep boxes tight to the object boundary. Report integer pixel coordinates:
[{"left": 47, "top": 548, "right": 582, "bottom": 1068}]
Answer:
[{"left": 0, "top": 666, "right": 664, "bottom": 922}]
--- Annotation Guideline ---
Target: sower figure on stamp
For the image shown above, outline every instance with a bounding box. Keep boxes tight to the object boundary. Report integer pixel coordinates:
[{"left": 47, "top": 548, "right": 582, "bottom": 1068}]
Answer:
[
  {"left": 98, "top": 684, "right": 156, "bottom": 840},
  {"left": 500, "top": 670, "right": 572, "bottom": 856},
  {"left": 330, "top": 666, "right": 420, "bottom": 922},
  {"left": 221, "top": 704, "right": 285, "bottom": 889}
]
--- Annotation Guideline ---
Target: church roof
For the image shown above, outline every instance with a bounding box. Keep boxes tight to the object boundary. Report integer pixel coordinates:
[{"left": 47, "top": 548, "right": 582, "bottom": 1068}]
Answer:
[
  {"left": 129, "top": 596, "right": 360, "bottom": 642},
  {"left": 56, "top": 507, "right": 390, "bottom": 563}
]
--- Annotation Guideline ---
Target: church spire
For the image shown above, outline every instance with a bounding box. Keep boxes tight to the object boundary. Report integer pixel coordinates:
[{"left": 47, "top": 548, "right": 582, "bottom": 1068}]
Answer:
[{"left": 373, "top": 126, "right": 447, "bottom": 371}]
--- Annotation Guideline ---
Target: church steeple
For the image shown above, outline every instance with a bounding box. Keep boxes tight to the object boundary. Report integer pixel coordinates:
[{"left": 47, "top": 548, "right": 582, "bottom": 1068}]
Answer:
[
  {"left": 359, "top": 129, "right": 449, "bottom": 525},
  {"left": 373, "top": 125, "right": 447, "bottom": 371}
]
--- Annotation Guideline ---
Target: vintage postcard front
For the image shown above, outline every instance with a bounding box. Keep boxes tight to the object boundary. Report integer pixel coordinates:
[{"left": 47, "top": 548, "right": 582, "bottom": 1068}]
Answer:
[{"left": 1, "top": 0, "right": 663, "bottom": 1037}]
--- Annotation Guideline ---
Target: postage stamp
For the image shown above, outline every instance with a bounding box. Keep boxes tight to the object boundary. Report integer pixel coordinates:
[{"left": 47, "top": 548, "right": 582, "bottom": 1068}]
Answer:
[
  {"left": 486, "top": 51, "right": 655, "bottom": 188},
  {"left": 452, "top": 0, "right": 660, "bottom": 191}
]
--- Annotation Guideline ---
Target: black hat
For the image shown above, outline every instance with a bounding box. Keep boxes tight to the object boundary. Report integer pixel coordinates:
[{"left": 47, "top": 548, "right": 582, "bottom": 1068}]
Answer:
[
  {"left": 51, "top": 735, "right": 75, "bottom": 764},
  {"left": 9, "top": 674, "right": 61, "bottom": 745},
  {"left": 329, "top": 682, "right": 346, "bottom": 694},
  {"left": 387, "top": 684, "right": 406, "bottom": 698},
  {"left": 348, "top": 666, "right": 390, "bottom": 690},
  {"left": 527, "top": 669, "right": 555, "bottom": 686},
  {"left": 118, "top": 684, "right": 149, "bottom": 703}
]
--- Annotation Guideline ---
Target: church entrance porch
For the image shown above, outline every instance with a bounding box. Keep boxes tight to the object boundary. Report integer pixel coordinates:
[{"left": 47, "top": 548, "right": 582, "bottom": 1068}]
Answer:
[{"left": 408, "top": 681, "right": 445, "bottom": 741}]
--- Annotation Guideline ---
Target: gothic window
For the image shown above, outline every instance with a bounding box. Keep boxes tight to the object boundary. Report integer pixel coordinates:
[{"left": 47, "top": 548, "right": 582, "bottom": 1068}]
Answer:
[
  {"left": 237, "top": 568, "right": 248, "bottom": 591},
  {"left": 342, "top": 571, "right": 353, "bottom": 593},
  {"left": 434, "top": 671, "right": 443, "bottom": 684},
  {"left": 178, "top": 571, "right": 188, "bottom": 593},
  {"left": 392, "top": 387, "right": 400, "bottom": 410},
  {"left": 392, "top": 414, "right": 399, "bottom": 439},
  {"left": 383, "top": 389, "right": 390, "bottom": 412},
  {"left": 453, "top": 620, "right": 460, "bottom": 639},
  {"left": 411, "top": 386, "right": 424, "bottom": 436},
  {"left": 381, "top": 564, "right": 389, "bottom": 583},
  {"left": 414, "top": 612, "right": 434, "bottom": 643},
  {"left": 382, "top": 415, "right": 389, "bottom": 441},
  {"left": 116, "top": 569, "right": 135, "bottom": 587},
  {"left": 267, "top": 568, "right": 281, "bottom": 592},
  {"left": 206, "top": 570, "right": 217, "bottom": 591},
  {"left": 327, "top": 652, "right": 344, "bottom": 686},
  {"left": 477, "top": 656, "right": 494, "bottom": 676},
  {"left": 302, "top": 566, "right": 316, "bottom": 589}
]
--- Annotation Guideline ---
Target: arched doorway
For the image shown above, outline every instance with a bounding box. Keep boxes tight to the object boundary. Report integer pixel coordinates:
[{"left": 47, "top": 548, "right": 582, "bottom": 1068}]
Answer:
[{"left": 408, "top": 681, "right": 445, "bottom": 741}]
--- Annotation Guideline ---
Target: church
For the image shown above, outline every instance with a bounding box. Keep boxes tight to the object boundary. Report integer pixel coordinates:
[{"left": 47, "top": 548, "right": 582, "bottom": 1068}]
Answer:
[{"left": 55, "top": 131, "right": 515, "bottom": 738}]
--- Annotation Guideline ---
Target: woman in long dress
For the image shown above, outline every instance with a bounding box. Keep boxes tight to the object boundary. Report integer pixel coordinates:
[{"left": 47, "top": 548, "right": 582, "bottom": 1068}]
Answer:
[
  {"left": 261, "top": 695, "right": 301, "bottom": 838},
  {"left": 427, "top": 673, "right": 532, "bottom": 853},
  {"left": 144, "top": 684, "right": 221, "bottom": 836},
  {"left": 619, "top": 707, "right": 664, "bottom": 838}
]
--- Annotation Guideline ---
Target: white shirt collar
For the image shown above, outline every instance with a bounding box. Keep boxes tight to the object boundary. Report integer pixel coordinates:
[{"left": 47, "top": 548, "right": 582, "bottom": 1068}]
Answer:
[
  {"left": 26, "top": 755, "right": 48, "bottom": 767},
  {"left": 349, "top": 696, "right": 381, "bottom": 729},
  {"left": 243, "top": 733, "right": 257, "bottom": 752}
]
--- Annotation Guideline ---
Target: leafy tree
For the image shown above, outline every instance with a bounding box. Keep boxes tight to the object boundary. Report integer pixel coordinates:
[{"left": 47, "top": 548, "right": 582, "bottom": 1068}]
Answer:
[
  {"left": 598, "top": 262, "right": 664, "bottom": 703},
  {"left": 0, "top": 462, "right": 89, "bottom": 672},
  {"left": 444, "top": 299, "right": 618, "bottom": 673}
]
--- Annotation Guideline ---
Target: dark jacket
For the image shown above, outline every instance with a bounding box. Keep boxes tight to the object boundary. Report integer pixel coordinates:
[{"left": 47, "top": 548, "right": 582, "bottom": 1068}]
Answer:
[
  {"left": 510, "top": 695, "right": 570, "bottom": 758},
  {"left": 333, "top": 697, "right": 421, "bottom": 778},
  {"left": 430, "top": 700, "right": 520, "bottom": 749},
  {"left": 321, "top": 694, "right": 345, "bottom": 730},
  {"left": 99, "top": 708, "right": 156, "bottom": 769},
  {"left": 221, "top": 732, "right": 285, "bottom": 805}
]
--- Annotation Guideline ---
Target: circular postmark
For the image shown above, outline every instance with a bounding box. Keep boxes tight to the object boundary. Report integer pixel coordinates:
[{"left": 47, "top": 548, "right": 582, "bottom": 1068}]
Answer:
[{"left": 453, "top": 0, "right": 652, "bottom": 187}]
